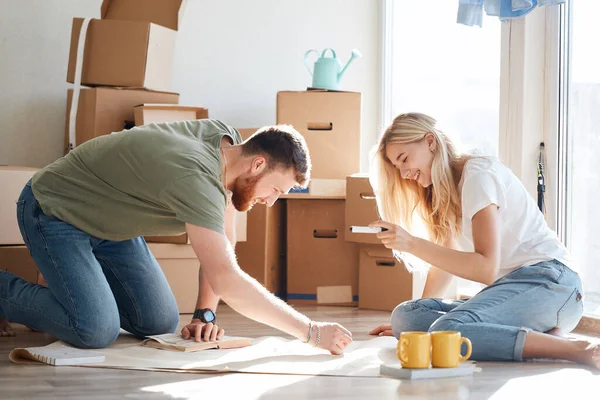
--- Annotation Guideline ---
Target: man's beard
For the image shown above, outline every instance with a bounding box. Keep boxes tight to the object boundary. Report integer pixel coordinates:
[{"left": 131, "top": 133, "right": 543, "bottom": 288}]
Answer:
[{"left": 231, "top": 173, "right": 262, "bottom": 212}]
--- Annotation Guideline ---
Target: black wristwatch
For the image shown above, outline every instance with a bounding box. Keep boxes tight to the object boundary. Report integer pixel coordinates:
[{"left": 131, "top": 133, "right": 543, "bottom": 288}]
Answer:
[{"left": 193, "top": 308, "right": 216, "bottom": 324}]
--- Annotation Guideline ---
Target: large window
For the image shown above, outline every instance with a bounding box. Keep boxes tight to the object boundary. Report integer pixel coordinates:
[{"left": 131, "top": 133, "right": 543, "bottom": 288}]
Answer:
[
  {"left": 389, "top": 1, "right": 501, "bottom": 156},
  {"left": 387, "top": 1, "right": 501, "bottom": 296},
  {"left": 559, "top": 1, "right": 600, "bottom": 316}
]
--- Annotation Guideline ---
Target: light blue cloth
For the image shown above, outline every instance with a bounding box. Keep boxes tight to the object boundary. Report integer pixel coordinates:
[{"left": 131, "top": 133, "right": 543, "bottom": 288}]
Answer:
[{"left": 458, "top": 0, "right": 565, "bottom": 27}]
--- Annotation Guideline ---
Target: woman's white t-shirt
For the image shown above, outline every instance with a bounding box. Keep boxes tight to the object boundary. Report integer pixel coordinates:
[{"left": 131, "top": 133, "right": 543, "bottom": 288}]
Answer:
[{"left": 458, "top": 157, "right": 570, "bottom": 279}]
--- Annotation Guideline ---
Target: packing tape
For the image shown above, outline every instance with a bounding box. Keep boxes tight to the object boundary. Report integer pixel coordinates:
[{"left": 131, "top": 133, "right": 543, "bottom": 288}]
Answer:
[
  {"left": 68, "top": 17, "right": 92, "bottom": 152},
  {"left": 316, "top": 285, "right": 352, "bottom": 304}
]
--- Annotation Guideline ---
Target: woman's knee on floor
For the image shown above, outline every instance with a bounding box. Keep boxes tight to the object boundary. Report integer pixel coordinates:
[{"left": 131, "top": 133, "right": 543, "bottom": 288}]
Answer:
[
  {"left": 391, "top": 299, "right": 435, "bottom": 338},
  {"left": 428, "top": 316, "right": 463, "bottom": 333}
]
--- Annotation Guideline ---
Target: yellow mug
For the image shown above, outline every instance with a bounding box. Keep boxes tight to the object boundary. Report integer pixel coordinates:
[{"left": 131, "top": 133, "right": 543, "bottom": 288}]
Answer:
[
  {"left": 430, "top": 331, "right": 472, "bottom": 368},
  {"left": 397, "top": 331, "right": 431, "bottom": 369}
]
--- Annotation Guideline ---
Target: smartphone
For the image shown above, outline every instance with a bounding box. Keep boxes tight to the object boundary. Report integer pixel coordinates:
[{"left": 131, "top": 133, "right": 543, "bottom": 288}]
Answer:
[{"left": 349, "top": 226, "right": 388, "bottom": 234}]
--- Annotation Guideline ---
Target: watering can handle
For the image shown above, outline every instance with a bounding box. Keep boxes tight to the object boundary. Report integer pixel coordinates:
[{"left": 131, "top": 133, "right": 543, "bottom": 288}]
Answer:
[
  {"left": 321, "top": 48, "right": 337, "bottom": 59},
  {"left": 304, "top": 49, "right": 318, "bottom": 77}
]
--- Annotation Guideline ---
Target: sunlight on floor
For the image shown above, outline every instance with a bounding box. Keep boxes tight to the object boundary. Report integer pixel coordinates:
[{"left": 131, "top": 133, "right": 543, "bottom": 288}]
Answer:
[
  {"left": 140, "top": 373, "right": 311, "bottom": 399},
  {"left": 489, "top": 368, "right": 598, "bottom": 399}
]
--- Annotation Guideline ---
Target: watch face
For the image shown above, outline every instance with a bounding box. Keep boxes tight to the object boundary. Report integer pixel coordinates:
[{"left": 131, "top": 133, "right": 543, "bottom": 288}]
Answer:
[{"left": 202, "top": 309, "right": 216, "bottom": 323}]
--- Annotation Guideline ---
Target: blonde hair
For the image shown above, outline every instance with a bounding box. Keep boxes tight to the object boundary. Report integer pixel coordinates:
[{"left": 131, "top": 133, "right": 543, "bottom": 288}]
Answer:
[{"left": 371, "top": 112, "right": 470, "bottom": 247}]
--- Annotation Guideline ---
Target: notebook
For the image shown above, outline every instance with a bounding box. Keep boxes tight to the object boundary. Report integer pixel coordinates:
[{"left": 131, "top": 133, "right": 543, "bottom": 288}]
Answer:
[
  {"left": 141, "top": 333, "right": 252, "bottom": 352},
  {"left": 9, "top": 345, "right": 105, "bottom": 366},
  {"left": 380, "top": 361, "right": 479, "bottom": 380}
]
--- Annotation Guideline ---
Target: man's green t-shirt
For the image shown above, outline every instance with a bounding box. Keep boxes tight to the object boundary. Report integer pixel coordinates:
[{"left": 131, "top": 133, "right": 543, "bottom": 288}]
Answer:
[{"left": 32, "top": 119, "right": 243, "bottom": 241}]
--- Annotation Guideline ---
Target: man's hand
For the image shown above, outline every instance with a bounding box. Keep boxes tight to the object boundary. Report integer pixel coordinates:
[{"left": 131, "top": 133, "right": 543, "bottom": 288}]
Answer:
[
  {"left": 181, "top": 320, "right": 224, "bottom": 342},
  {"left": 369, "top": 324, "right": 394, "bottom": 337}
]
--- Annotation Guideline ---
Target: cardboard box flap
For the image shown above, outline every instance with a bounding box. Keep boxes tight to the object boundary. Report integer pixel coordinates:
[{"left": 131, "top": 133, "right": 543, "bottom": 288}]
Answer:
[{"left": 101, "top": 0, "right": 186, "bottom": 31}]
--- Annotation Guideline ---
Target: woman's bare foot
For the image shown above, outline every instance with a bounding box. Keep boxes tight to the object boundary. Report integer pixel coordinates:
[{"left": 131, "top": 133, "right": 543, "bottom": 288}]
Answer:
[
  {"left": 570, "top": 339, "right": 600, "bottom": 369},
  {"left": 546, "top": 327, "right": 575, "bottom": 339},
  {"left": 0, "top": 317, "right": 15, "bottom": 337}
]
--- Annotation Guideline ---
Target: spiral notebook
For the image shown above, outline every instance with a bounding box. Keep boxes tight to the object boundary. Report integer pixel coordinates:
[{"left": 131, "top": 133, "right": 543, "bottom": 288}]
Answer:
[{"left": 9, "top": 346, "right": 105, "bottom": 366}]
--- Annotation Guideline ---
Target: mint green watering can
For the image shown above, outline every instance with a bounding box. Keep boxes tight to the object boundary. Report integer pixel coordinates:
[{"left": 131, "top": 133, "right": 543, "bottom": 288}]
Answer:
[{"left": 304, "top": 48, "right": 362, "bottom": 91}]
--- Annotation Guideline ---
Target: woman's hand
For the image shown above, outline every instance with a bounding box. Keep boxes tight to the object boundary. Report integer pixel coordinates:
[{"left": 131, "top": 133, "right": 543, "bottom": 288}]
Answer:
[
  {"left": 369, "top": 324, "right": 394, "bottom": 337},
  {"left": 369, "top": 220, "right": 414, "bottom": 252}
]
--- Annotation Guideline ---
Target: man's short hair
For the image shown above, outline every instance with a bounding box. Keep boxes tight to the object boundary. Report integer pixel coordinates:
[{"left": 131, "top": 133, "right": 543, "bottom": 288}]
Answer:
[{"left": 241, "top": 125, "right": 311, "bottom": 186}]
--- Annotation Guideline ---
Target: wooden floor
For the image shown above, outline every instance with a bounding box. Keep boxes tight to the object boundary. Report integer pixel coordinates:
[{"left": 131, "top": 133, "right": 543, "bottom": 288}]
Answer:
[{"left": 2, "top": 305, "right": 600, "bottom": 400}]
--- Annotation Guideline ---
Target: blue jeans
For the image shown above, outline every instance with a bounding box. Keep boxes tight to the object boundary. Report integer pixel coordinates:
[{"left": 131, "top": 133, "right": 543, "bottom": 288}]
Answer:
[
  {"left": 391, "top": 260, "right": 584, "bottom": 361},
  {"left": 0, "top": 181, "right": 179, "bottom": 348}
]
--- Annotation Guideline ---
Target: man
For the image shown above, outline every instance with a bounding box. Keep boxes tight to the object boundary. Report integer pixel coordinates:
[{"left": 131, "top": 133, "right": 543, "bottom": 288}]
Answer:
[{"left": 0, "top": 119, "right": 352, "bottom": 354}]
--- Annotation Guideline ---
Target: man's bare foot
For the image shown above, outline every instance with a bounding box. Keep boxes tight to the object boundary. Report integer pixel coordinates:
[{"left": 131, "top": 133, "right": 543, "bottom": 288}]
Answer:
[
  {"left": 571, "top": 339, "right": 600, "bottom": 369},
  {"left": 0, "top": 317, "right": 15, "bottom": 337}
]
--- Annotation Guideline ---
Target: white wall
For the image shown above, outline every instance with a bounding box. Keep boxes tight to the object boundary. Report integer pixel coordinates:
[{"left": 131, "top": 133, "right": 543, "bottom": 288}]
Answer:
[{"left": 0, "top": 0, "right": 380, "bottom": 172}]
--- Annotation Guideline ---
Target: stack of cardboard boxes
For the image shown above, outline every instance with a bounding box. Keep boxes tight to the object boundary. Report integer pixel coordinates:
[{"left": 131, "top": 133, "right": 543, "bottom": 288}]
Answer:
[
  {"left": 63, "top": 0, "right": 203, "bottom": 313},
  {"left": 276, "top": 90, "right": 361, "bottom": 306},
  {"left": 64, "top": 0, "right": 184, "bottom": 154},
  {"left": 345, "top": 174, "right": 415, "bottom": 311},
  {"left": 2, "top": 3, "right": 421, "bottom": 316},
  {"left": 0, "top": 1, "right": 248, "bottom": 315}
]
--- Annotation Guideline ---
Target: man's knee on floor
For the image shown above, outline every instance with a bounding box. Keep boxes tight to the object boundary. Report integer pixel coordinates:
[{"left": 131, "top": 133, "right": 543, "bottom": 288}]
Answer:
[
  {"left": 129, "top": 304, "right": 179, "bottom": 336},
  {"left": 72, "top": 317, "right": 120, "bottom": 349}
]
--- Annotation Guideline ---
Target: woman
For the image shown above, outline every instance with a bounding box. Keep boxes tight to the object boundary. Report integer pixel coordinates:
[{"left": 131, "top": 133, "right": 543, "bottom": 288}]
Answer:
[{"left": 368, "top": 112, "right": 598, "bottom": 368}]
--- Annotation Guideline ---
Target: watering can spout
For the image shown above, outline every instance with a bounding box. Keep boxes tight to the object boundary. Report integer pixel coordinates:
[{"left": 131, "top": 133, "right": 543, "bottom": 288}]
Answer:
[{"left": 338, "top": 49, "right": 363, "bottom": 81}]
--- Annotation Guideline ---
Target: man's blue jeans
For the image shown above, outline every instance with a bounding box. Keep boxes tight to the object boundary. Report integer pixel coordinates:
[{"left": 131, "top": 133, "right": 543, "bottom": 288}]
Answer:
[
  {"left": 0, "top": 181, "right": 179, "bottom": 348},
  {"left": 391, "top": 259, "right": 584, "bottom": 361}
]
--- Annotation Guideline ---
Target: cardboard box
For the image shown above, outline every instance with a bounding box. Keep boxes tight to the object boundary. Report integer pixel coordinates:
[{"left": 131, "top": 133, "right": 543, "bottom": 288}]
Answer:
[
  {"left": 0, "top": 167, "right": 39, "bottom": 245},
  {"left": 64, "top": 87, "right": 179, "bottom": 154},
  {"left": 0, "top": 246, "right": 40, "bottom": 283},
  {"left": 235, "top": 202, "right": 285, "bottom": 297},
  {"left": 358, "top": 245, "right": 414, "bottom": 311},
  {"left": 286, "top": 199, "right": 359, "bottom": 305},
  {"left": 67, "top": 17, "right": 178, "bottom": 91},
  {"left": 148, "top": 243, "right": 198, "bottom": 314},
  {"left": 101, "top": 0, "right": 187, "bottom": 31},
  {"left": 276, "top": 90, "right": 361, "bottom": 180},
  {"left": 134, "top": 104, "right": 209, "bottom": 126},
  {"left": 345, "top": 174, "right": 381, "bottom": 244}
]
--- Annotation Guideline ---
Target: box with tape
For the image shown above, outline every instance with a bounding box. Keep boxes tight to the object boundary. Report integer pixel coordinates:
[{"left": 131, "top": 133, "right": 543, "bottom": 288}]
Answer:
[
  {"left": 286, "top": 199, "right": 359, "bottom": 306},
  {"left": 67, "top": 0, "right": 186, "bottom": 91},
  {"left": 64, "top": 87, "right": 179, "bottom": 155}
]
